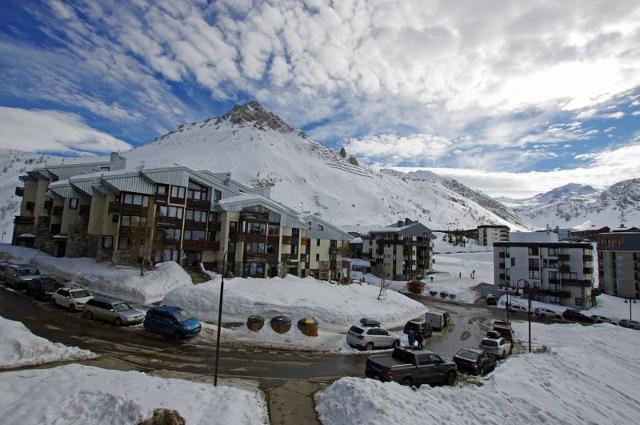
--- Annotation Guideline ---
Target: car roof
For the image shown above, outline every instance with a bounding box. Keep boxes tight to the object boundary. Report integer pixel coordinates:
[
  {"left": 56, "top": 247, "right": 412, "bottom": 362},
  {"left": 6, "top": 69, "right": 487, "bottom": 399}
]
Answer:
[
  {"left": 10, "top": 263, "right": 35, "bottom": 269},
  {"left": 456, "top": 347, "right": 483, "bottom": 354},
  {"left": 153, "top": 305, "right": 184, "bottom": 314},
  {"left": 91, "top": 295, "right": 126, "bottom": 304}
]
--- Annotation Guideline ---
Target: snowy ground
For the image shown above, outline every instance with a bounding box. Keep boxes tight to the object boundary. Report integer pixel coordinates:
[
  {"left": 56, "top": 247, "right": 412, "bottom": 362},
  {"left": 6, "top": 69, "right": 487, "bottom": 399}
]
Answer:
[
  {"left": 498, "top": 292, "right": 640, "bottom": 321},
  {"left": 364, "top": 251, "right": 493, "bottom": 304},
  {"left": 0, "top": 314, "right": 96, "bottom": 370},
  {"left": 316, "top": 321, "right": 640, "bottom": 425},
  {"left": 0, "top": 364, "right": 269, "bottom": 425},
  {"left": 0, "top": 244, "right": 192, "bottom": 304},
  {"left": 163, "top": 274, "right": 426, "bottom": 351}
]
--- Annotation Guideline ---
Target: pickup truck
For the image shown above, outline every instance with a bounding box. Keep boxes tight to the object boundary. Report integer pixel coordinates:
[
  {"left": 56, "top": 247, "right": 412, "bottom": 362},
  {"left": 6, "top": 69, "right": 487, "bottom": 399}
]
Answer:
[{"left": 365, "top": 348, "right": 457, "bottom": 387}]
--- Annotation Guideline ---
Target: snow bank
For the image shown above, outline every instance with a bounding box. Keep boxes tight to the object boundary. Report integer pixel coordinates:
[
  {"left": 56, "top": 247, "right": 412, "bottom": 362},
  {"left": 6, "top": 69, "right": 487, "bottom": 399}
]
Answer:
[
  {"left": 163, "top": 274, "right": 427, "bottom": 331},
  {"left": 0, "top": 244, "right": 192, "bottom": 304},
  {"left": 0, "top": 315, "right": 96, "bottom": 369},
  {"left": 0, "top": 364, "right": 269, "bottom": 425},
  {"left": 316, "top": 322, "right": 640, "bottom": 425},
  {"left": 584, "top": 293, "right": 640, "bottom": 321}
]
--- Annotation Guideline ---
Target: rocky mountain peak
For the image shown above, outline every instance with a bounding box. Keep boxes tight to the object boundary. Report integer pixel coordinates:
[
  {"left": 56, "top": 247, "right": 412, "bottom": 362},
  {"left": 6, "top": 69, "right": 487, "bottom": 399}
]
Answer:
[{"left": 216, "top": 101, "right": 295, "bottom": 133}]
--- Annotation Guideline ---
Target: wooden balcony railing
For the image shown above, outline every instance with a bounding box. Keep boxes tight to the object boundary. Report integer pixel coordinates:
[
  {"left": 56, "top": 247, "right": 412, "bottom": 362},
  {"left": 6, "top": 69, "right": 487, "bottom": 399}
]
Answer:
[
  {"left": 14, "top": 215, "right": 34, "bottom": 225},
  {"left": 182, "top": 240, "right": 220, "bottom": 252},
  {"left": 109, "top": 202, "right": 148, "bottom": 216}
]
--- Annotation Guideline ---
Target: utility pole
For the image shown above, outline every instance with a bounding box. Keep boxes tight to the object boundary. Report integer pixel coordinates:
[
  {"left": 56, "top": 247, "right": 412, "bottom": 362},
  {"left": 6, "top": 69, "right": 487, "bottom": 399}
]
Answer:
[
  {"left": 214, "top": 251, "right": 228, "bottom": 387},
  {"left": 626, "top": 297, "right": 637, "bottom": 321}
]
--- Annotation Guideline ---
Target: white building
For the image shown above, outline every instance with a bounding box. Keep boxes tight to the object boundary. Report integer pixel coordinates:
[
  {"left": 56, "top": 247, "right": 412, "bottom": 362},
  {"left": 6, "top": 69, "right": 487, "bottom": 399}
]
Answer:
[
  {"left": 478, "top": 225, "right": 510, "bottom": 246},
  {"left": 494, "top": 238, "right": 596, "bottom": 309}
]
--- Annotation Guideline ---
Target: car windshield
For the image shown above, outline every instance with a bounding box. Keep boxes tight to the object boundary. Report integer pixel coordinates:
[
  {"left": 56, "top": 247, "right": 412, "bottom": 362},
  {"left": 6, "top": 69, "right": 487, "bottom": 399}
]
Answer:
[
  {"left": 457, "top": 349, "right": 479, "bottom": 360},
  {"left": 349, "top": 326, "right": 364, "bottom": 334},
  {"left": 70, "top": 289, "right": 90, "bottom": 298},
  {"left": 482, "top": 339, "right": 499, "bottom": 347},
  {"left": 113, "top": 302, "right": 132, "bottom": 312},
  {"left": 392, "top": 349, "right": 415, "bottom": 363},
  {"left": 18, "top": 268, "right": 39, "bottom": 276},
  {"left": 172, "top": 309, "right": 191, "bottom": 322}
]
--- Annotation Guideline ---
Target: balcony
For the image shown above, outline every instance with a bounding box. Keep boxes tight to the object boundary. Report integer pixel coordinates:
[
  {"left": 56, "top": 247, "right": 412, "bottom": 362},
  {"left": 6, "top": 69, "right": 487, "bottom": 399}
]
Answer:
[
  {"left": 240, "top": 211, "right": 268, "bottom": 222},
  {"left": 209, "top": 221, "right": 221, "bottom": 232},
  {"left": 109, "top": 202, "right": 148, "bottom": 216},
  {"left": 154, "top": 193, "right": 168, "bottom": 203},
  {"left": 15, "top": 187, "right": 24, "bottom": 197},
  {"left": 282, "top": 235, "right": 295, "bottom": 245},
  {"left": 562, "top": 279, "right": 591, "bottom": 287},
  {"left": 14, "top": 215, "right": 34, "bottom": 225},
  {"left": 499, "top": 263, "right": 505, "bottom": 269},
  {"left": 583, "top": 267, "right": 593, "bottom": 275},
  {"left": 329, "top": 246, "right": 338, "bottom": 255},
  {"left": 156, "top": 216, "right": 182, "bottom": 227},
  {"left": 559, "top": 265, "right": 571, "bottom": 273},
  {"left": 583, "top": 254, "right": 593, "bottom": 262},
  {"left": 182, "top": 240, "right": 220, "bottom": 251},
  {"left": 281, "top": 253, "right": 298, "bottom": 263},
  {"left": 186, "top": 198, "right": 210, "bottom": 210},
  {"left": 558, "top": 254, "right": 570, "bottom": 261},
  {"left": 548, "top": 278, "right": 560, "bottom": 284},
  {"left": 26, "top": 202, "right": 35, "bottom": 211},
  {"left": 498, "top": 252, "right": 506, "bottom": 258}
]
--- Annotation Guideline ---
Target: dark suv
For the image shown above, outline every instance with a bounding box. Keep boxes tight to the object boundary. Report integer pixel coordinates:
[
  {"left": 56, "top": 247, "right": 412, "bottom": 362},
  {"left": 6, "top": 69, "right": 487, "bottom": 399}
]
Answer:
[
  {"left": 25, "top": 277, "right": 64, "bottom": 301},
  {"left": 562, "top": 309, "right": 595, "bottom": 324},
  {"left": 453, "top": 348, "right": 496, "bottom": 376}
]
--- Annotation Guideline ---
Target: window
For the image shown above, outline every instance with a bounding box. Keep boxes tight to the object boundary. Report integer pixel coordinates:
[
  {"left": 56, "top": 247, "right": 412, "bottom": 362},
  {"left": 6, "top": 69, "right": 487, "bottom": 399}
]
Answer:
[
  {"left": 510, "top": 257, "right": 516, "bottom": 267},
  {"left": 184, "top": 229, "right": 206, "bottom": 240},
  {"left": 163, "top": 248, "right": 178, "bottom": 262},
  {"left": 157, "top": 228, "right": 180, "bottom": 242},
  {"left": 112, "top": 214, "right": 119, "bottom": 223},
  {"left": 315, "top": 254, "right": 320, "bottom": 261},
  {"left": 246, "top": 242, "right": 265, "bottom": 254},
  {"left": 170, "top": 186, "right": 185, "bottom": 199},
  {"left": 156, "top": 185, "right": 167, "bottom": 195},
  {"left": 317, "top": 223, "right": 324, "bottom": 231},
  {"left": 69, "top": 198, "right": 78, "bottom": 209},
  {"left": 122, "top": 193, "right": 149, "bottom": 207},
  {"left": 548, "top": 247, "right": 559, "bottom": 256},
  {"left": 118, "top": 237, "right": 129, "bottom": 250},
  {"left": 248, "top": 222, "right": 266, "bottom": 234},
  {"left": 213, "top": 189, "right": 222, "bottom": 201},
  {"left": 187, "top": 181, "right": 208, "bottom": 200},
  {"left": 268, "top": 226, "right": 279, "bottom": 236},
  {"left": 186, "top": 209, "right": 207, "bottom": 222},
  {"left": 102, "top": 236, "right": 113, "bottom": 248},
  {"left": 244, "top": 262, "right": 265, "bottom": 277},
  {"left": 120, "top": 215, "right": 147, "bottom": 227},
  {"left": 316, "top": 239, "right": 320, "bottom": 247},
  {"left": 529, "top": 270, "right": 540, "bottom": 279},
  {"left": 158, "top": 205, "right": 183, "bottom": 219},
  {"left": 230, "top": 221, "right": 238, "bottom": 232}
]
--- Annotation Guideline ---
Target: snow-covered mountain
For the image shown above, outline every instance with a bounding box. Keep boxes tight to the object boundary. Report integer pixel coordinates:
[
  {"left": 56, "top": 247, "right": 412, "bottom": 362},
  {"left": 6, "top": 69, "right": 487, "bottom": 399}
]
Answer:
[
  {"left": 126, "top": 102, "right": 529, "bottom": 230},
  {"left": 503, "top": 180, "right": 640, "bottom": 229},
  {"left": 0, "top": 102, "right": 530, "bottom": 238}
]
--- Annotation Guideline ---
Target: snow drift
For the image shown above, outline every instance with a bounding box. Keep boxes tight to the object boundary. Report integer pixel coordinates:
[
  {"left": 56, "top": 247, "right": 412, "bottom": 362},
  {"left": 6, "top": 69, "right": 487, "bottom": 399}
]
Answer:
[
  {"left": 0, "top": 315, "right": 96, "bottom": 370},
  {"left": 163, "top": 274, "right": 427, "bottom": 331}
]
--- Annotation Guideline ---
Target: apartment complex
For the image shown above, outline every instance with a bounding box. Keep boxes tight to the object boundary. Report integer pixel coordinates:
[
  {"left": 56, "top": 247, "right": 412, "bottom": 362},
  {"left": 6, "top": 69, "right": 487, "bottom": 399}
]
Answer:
[
  {"left": 303, "top": 214, "right": 352, "bottom": 281},
  {"left": 477, "top": 224, "right": 510, "bottom": 246},
  {"left": 13, "top": 155, "right": 348, "bottom": 280},
  {"left": 493, "top": 232, "right": 596, "bottom": 309},
  {"left": 365, "top": 219, "right": 435, "bottom": 281},
  {"left": 597, "top": 232, "right": 640, "bottom": 298}
]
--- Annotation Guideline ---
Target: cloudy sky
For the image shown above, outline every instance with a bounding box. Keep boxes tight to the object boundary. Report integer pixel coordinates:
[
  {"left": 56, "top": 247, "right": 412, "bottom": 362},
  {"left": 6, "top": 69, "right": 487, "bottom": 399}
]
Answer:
[{"left": 1, "top": 0, "right": 639, "bottom": 197}]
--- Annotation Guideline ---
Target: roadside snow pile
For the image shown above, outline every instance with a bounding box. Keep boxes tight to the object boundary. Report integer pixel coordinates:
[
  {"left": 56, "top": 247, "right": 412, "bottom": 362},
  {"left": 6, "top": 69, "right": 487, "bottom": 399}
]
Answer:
[
  {"left": 316, "top": 322, "right": 640, "bottom": 425},
  {"left": 0, "top": 244, "right": 192, "bottom": 304},
  {"left": 163, "top": 274, "right": 427, "bottom": 331},
  {"left": 584, "top": 293, "right": 640, "bottom": 321},
  {"left": 0, "top": 315, "right": 96, "bottom": 369},
  {"left": 0, "top": 364, "right": 269, "bottom": 425}
]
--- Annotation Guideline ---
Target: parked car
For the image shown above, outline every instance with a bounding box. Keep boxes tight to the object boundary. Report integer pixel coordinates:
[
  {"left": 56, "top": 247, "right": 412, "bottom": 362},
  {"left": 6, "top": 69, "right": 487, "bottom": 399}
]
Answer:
[
  {"left": 508, "top": 303, "right": 528, "bottom": 313},
  {"left": 347, "top": 325, "right": 401, "bottom": 350},
  {"left": 562, "top": 309, "right": 595, "bottom": 324},
  {"left": 25, "top": 277, "right": 64, "bottom": 301},
  {"left": 359, "top": 317, "right": 381, "bottom": 328},
  {"left": 83, "top": 297, "right": 145, "bottom": 326},
  {"left": 618, "top": 319, "right": 640, "bottom": 330},
  {"left": 4, "top": 263, "right": 40, "bottom": 290},
  {"left": 590, "top": 315, "right": 614, "bottom": 324},
  {"left": 0, "top": 261, "right": 14, "bottom": 283},
  {"left": 365, "top": 347, "right": 457, "bottom": 387},
  {"left": 52, "top": 287, "right": 93, "bottom": 311},
  {"left": 534, "top": 307, "right": 562, "bottom": 319},
  {"left": 486, "top": 294, "right": 497, "bottom": 306},
  {"left": 143, "top": 306, "right": 202, "bottom": 340},
  {"left": 492, "top": 320, "right": 514, "bottom": 343},
  {"left": 453, "top": 348, "right": 497, "bottom": 376},
  {"left": 403, "top": 320, "right": 432, "bottom": 339},
  {"left": 425, "top": 311, "right": 449, "bottom": 331},
  {"left": 479, "top": 337, "right": 512, "bottom": 359},
  {"left": 486, "top": 330, "right": 501, "bottom": 339}
]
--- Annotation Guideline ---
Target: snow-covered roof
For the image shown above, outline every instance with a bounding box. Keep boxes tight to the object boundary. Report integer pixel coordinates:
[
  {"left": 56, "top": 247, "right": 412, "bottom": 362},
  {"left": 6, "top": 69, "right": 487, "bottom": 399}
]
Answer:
[
  {"left": 350, "top": 237, "right": 363, "bottom": 244},
  {"left": 369, "top": 221, "right": 436, "bottom": 238},
  {"left": 302, "top": 214, "right": 352, "bottom": 240},
  {"left": 219, "top": 194, "right": 307, "bottom": 227}
]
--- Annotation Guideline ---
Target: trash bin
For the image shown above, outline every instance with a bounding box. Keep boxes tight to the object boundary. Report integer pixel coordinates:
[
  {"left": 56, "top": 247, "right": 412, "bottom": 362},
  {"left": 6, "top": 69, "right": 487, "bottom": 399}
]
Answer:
[
  {"left": 246, "top": 315, "right": 265, "bottom": 332},
  {"left": 297, "top": 317, "right": 319, "bottom": 337},
  {"left": 407, "top": 280, "right": 425, "bottom": 295},
  {"left": 429, "top": 290, "right": 439, "bottom": 297},
  {"left": 270, "top": 315, "right": 292, "bottom": 334},
  {"left": 449, "top": 293, "right": 457, "bottom": 300},
  {"left": 440, "top": 291, "right": 449, "bottom": 299}
]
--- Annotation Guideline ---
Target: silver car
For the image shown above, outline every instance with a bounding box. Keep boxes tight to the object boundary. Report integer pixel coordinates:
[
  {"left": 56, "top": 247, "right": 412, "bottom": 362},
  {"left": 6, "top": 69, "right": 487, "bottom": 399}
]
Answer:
[
  {"left": 347, "top": 325, "right": 400, "bottom": 350},
  {"left": 479, "top": 337, "right": 512, "bottom": 359},
  {"left": 4, "top": 263, "right": 40, "bottom": 290},
  {"left": 534, "top": 307, "right": 562, "bottom": 319},
  {"left": 83, "top": 297, "right": 145, "bottom": 326}
]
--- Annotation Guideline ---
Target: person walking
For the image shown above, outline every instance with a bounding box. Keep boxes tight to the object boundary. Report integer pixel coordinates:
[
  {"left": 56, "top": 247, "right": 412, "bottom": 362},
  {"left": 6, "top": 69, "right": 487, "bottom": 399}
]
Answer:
[
  {"left": 407, "top": 329, "right": 415, "bottom": 348},
  {"left": 430, "top": 276, "right": 434, "bottom": 283},
  {"left": 459, "top": 272, "right": 462, "bottom": 279},
  {"left": 415, "top": 328, "right": 424, "bottom": 349}
]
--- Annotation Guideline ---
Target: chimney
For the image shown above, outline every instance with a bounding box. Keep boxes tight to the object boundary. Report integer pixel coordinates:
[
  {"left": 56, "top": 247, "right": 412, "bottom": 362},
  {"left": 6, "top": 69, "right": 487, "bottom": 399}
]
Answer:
[
  {"left": 397, "top": 220, "right": 404, "bottom": 227},
  {"left": 405, "top": 218, "right": 412, "bottom": 225}
]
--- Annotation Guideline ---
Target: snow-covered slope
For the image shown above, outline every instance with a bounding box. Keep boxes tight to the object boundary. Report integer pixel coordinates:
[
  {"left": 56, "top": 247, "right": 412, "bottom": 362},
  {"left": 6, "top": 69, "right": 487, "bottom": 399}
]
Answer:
[
  {"left": 503, "top": 180, "right": 640, "bottom": 229},
  {"left": 126, "top": 102, "right": 528, "bottom": 230}
]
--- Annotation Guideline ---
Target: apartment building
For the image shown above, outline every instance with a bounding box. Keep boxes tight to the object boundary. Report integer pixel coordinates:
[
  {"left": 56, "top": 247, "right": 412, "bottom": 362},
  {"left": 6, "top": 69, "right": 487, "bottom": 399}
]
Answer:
[
  {"left": 369, "top": 219, "right": 435, "bottom": 281},
  {"left": 477, "top": 225, "right": 510, "bottom": 246},
  {"left": 494, "top": 232, "right": 596, "bottom": 309},
  {"left": 597, "top": 232, "right": 640, "bottom": 299},
  {"left": 303, "top": 214, "right": 352, "bottom": 281},
  {"left": 13, "top": 157, "right": 348, "bottom": 280}
]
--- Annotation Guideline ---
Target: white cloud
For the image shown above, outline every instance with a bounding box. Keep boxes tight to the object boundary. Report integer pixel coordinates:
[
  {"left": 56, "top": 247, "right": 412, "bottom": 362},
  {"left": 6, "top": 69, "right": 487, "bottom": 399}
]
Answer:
[
  {"left": 606, "top": 111, "right": 625, "bottom": 119},
  {"left": 395, "top": 142, "right": 640, "bottom": 198},
  {"left": 344, "top": 133, "right": 453, "bottom": 165},
  {"left": 0, "top": 107, "right": 132, "bottom": 154}
]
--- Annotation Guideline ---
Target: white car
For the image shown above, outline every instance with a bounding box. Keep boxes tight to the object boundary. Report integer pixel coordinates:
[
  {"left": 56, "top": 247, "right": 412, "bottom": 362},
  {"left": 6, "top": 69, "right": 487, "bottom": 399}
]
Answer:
[
  {"left": 479, "top": 337, "right": 512, "bottom": 359},
  {"left": 346, "top": 325, "right": 401, "bottom": 350},
  {"left": 508, "top": 303, "right": 528, "bottom": 313},
  {"left": 52, "top": 287, "right": 93, "bottom": 311},
  {"left": 534, "top": 307, "right": 562, "bottom": 319}
]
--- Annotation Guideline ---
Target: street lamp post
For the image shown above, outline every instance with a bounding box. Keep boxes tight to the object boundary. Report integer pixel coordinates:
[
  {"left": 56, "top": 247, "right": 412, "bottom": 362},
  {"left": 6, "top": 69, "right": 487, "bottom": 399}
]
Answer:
[
  {"left": 214, "top": 251, "right": 230, "bottom": 387},
  {"left": 624, "top": 297, "right": 637, "bottom": 321}
]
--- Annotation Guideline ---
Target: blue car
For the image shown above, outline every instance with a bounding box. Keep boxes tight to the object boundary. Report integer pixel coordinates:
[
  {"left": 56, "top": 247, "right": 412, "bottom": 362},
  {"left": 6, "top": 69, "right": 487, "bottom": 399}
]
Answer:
[{"left": 143, "top": 306, "right": 202, "bottom": 340}]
